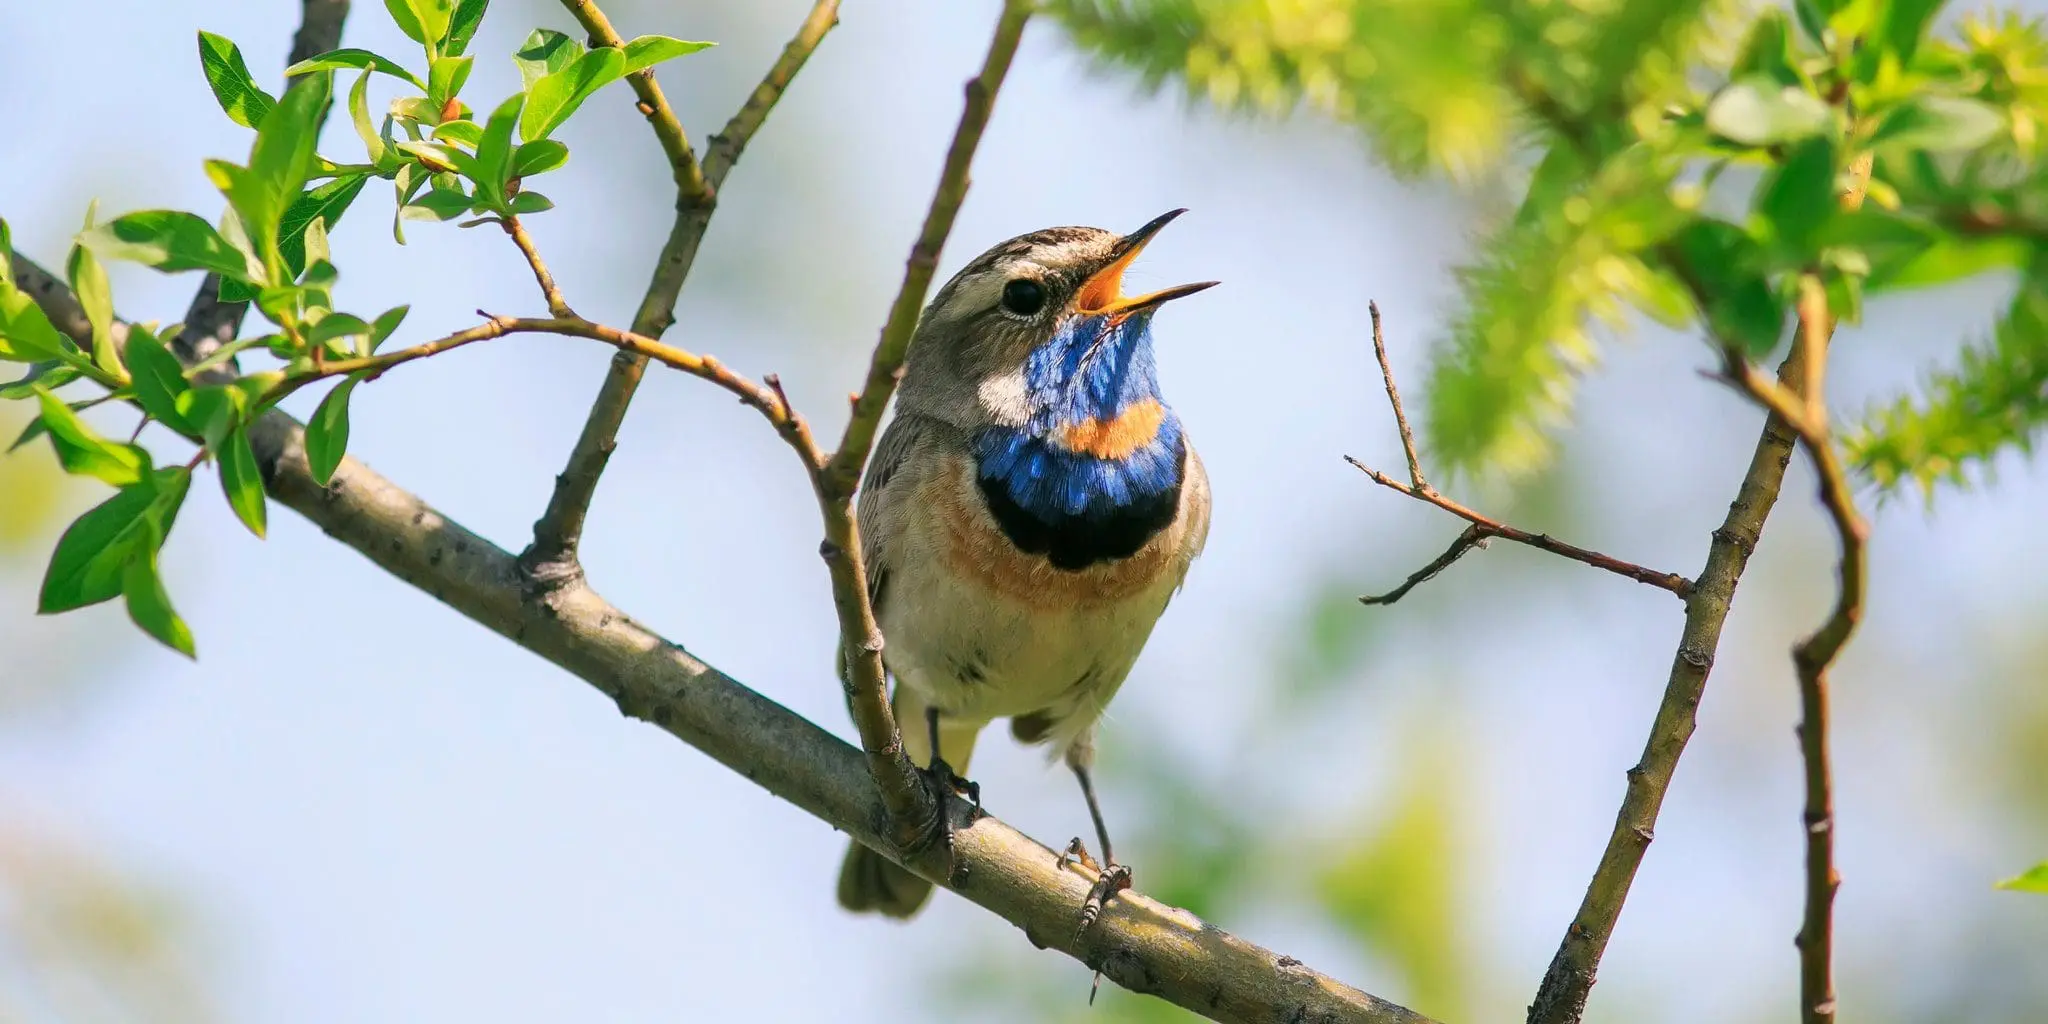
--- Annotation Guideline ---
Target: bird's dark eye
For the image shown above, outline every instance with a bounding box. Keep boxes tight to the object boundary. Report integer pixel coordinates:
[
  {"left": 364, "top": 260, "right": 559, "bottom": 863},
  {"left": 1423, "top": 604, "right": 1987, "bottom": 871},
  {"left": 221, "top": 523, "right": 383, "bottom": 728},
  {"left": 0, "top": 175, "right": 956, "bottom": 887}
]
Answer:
[{"left": 1001, "top": 278, "right": 1046, "bottom": 316}]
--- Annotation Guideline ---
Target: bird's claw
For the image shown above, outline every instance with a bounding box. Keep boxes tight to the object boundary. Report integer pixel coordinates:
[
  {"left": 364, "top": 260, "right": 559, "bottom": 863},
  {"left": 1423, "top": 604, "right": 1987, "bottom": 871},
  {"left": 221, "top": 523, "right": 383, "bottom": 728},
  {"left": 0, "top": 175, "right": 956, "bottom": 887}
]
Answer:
[
  {"left": 925, "top": 757, "right": 980, "bottom": 812},
  {"left": 1056, "top": 836, "right": 1101, "bottom": 873},
  {"left": 1075, "top": 862, "right": 1133, "bottom": 939}
]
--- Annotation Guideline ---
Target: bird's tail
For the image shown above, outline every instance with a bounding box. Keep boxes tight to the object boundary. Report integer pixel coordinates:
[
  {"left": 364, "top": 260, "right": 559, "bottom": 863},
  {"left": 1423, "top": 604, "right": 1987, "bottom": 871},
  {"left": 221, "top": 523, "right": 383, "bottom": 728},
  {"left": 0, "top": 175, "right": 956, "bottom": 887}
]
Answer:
[{"left": 836, "top": 685, "right": 980, "bottom": 918}]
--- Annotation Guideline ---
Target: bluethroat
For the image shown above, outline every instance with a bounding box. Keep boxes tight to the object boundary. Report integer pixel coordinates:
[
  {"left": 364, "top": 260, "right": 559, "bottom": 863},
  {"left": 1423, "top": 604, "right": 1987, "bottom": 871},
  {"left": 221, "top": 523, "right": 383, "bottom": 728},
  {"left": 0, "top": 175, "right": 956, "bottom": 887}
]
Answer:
[{"left": 836, "top": 209, "right": 1216, "bottom": 919}]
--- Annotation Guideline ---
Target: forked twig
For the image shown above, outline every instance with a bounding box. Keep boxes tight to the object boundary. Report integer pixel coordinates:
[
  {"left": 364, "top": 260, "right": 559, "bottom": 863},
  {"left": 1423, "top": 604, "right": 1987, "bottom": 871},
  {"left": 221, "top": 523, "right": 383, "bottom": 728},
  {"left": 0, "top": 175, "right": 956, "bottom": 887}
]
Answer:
[{"left": 1352, "top": 302, "right": 1693, "bottom": 603}]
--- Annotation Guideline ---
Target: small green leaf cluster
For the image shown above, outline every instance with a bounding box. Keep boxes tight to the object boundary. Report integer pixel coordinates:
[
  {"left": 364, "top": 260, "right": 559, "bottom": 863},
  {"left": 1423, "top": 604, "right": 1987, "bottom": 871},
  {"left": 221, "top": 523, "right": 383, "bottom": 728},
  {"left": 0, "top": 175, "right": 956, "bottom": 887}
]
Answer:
[
  {"left": 283, "top": 4, "right": 704, "bottom": 237},
  {"left": 0, "top": 0, "right": 711, "bottom": 657},
  {"left": 1052, "top": 0, "right": 2048, "bottom": 491}
]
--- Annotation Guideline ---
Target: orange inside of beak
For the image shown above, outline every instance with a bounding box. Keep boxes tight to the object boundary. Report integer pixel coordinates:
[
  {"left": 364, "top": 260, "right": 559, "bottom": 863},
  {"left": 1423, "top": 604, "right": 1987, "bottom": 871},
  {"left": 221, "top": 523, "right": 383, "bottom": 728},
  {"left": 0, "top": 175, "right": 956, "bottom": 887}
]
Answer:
[{"left": 1073, "top": 242, "right": 1145, "bottom": 316}]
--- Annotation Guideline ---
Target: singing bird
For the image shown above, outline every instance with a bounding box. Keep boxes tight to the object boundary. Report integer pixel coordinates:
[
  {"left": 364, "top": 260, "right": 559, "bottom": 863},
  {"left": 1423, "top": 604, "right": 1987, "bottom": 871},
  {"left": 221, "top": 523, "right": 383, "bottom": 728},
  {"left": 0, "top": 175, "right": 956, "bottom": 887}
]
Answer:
[{"left": 837, "top": 209, "right": 1216, "bottom": 918}]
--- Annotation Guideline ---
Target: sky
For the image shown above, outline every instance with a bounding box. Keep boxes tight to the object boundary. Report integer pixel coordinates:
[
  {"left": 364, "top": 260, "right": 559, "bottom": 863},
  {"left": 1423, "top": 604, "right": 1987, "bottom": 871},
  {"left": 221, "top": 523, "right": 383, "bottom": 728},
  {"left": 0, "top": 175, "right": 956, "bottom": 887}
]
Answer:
[{"left": 3, "top": 1, "right": 2047, "bottom": 1022}]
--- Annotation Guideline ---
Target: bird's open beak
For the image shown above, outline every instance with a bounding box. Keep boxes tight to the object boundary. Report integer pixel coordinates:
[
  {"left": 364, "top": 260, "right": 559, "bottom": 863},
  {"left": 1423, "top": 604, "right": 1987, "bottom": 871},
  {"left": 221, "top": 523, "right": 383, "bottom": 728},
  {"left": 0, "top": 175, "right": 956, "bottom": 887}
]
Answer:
[{"left": 1073, "top": 208, "right": 1219, "bottom": 319}]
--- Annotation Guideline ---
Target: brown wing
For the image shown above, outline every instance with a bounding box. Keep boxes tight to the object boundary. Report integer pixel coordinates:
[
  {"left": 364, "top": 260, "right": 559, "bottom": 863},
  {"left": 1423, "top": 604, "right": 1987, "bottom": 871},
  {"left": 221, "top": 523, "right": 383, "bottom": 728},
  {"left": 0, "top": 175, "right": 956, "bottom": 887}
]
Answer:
[{"left": 856, "top": 411, "right": 957, "bottom": 623}]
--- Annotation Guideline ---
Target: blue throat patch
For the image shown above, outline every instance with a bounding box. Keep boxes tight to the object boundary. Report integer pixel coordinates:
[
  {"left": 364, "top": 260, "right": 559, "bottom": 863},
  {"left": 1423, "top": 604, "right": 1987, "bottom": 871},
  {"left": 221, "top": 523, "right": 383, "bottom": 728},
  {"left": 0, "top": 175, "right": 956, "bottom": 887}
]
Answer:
[{"left": 971, "top": 312, "right": 1186, "bottom": 569}]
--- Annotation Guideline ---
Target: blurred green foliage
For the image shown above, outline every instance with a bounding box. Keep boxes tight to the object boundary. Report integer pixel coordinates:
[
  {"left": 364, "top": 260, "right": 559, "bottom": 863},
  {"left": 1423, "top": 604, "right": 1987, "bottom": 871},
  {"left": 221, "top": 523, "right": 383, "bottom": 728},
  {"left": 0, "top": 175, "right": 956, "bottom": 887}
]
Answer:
[{"left": 1049, "top": 0, "right": 2048, "bottom": 492}]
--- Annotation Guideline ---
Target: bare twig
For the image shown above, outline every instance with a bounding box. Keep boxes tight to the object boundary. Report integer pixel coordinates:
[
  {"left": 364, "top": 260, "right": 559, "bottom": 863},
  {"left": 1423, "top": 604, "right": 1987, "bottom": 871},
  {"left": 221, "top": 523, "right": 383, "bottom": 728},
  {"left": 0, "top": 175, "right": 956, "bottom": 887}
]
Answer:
[
  {"left": 1368, "top": 300, "right": 1425, "bottom": 490},
  {"left": 1350, "top": 305, "right": 1693, "bottom": 600},
  {"left": 14, "top": 249, "right": 1435, "bottom": 1024},
  {"left": 815, "top": 0, "right": 1032, "bottom": 851},
  {"left": 503, "top": 217, "right": 573, "bottom": 318},
  {"left": 525, "top": 0, "right": 840, "bottom": 579},
  {"left": 1527, "top": 150, "right": 1877, "bottom": 1024},
  {"left": 1722, "top": 276, "right": 1865, "bottom": 1024},
  {"left": 1358, "top": 525, "right": 1487, "bottom": 605},
  {"left": 702, "top": 0, "right": 842, "bottom": 186},
  {"left": 821, "top": 2, "right": 1028, "bottom": 495},
  {"left": 171, "top": 0, "right": 352, "bottom": 367}
]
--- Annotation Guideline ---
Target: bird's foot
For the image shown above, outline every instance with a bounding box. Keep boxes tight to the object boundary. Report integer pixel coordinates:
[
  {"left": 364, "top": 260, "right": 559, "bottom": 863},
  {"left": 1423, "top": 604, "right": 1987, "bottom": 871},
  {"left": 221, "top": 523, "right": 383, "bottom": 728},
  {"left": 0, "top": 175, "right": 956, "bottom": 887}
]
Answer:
[
  {"left": 1056, "top": 836, "right": 1100, "bottom": 873},
  {"left": 1076, "top": 860, "right": 1133, "bottom": 939},
  {"left": 926, "top": 757, "right": 980, "bottom": 812}
]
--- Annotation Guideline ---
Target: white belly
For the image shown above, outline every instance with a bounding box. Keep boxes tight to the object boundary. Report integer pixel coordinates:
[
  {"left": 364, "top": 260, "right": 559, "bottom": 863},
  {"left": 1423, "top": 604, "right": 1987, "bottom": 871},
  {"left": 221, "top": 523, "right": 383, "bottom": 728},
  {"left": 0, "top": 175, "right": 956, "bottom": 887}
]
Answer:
[{"left": 877, "top": 454, "right": 1206, "bottom": 749}]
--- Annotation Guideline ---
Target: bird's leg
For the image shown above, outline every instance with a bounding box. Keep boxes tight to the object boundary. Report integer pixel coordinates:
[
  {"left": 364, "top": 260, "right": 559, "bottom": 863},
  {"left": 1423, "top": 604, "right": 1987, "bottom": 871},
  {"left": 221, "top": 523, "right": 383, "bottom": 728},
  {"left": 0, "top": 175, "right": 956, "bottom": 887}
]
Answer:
[
  {"left": 1071, "top": 762, "right": 1132, "bottom": 935},
  {"left": 1055, "top": 836, "right": 1100, "bottom": 873},
  {"left": 924, "top": 706, "right": 979, "bottom": 810}
]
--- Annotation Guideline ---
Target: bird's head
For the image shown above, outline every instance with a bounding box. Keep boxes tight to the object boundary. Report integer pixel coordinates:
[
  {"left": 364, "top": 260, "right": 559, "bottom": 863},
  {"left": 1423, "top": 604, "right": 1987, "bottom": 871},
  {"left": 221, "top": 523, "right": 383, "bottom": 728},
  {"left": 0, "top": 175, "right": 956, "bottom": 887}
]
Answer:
[{"left": 899, "top": 209, "right": 1217, "bottom": 439}]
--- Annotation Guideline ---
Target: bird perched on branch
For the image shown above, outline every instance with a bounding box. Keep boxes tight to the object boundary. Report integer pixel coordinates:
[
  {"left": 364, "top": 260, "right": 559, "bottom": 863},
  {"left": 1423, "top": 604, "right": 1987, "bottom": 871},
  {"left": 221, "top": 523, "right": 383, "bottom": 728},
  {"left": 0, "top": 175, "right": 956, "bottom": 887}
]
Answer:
[{"left": 837, "top": 209, "right": 1216, "bottom": 919}]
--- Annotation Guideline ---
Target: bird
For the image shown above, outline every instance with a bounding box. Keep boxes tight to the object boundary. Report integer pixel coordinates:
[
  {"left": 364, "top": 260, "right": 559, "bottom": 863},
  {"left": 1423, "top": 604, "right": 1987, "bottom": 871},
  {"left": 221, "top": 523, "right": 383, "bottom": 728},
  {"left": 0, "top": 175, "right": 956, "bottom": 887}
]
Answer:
[{"left": 836, "top": 209, "right": 1216, "bottom": 919}]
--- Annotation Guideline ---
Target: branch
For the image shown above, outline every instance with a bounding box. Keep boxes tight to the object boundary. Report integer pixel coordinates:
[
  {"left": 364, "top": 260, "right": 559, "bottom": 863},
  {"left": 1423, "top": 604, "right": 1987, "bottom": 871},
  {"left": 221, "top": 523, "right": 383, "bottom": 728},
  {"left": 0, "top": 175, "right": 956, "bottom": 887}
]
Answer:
[
  {"left": 503, "top": 216, "right": 573, "bottom": 319},
  {"left": 524, "top": 0, "right": 840, "bottom": 579},
  {"left": 1358, "top": 524, "right": 1486, "bottom": 606},
  {"left": 1722, "top": 277, "right": 1865, "bottom": 1024},
  {"left": 821, "top": 1, "right": 1028, "bottom": 494},
  {"left": 1349, "top": 303, "right": 1694, "bottom": 601},
  {"left": 816, "top": 0, "right": 1032, "bottom": 851},
  {"left": 173, "top": 0, "right": 352, "bottom": 367},
  {"left": 9, "top": 248, "right": 1435, "bottom": 1024},
  {"left": 1526, "top": 151, "right": 1876, "bottom": 1024}
]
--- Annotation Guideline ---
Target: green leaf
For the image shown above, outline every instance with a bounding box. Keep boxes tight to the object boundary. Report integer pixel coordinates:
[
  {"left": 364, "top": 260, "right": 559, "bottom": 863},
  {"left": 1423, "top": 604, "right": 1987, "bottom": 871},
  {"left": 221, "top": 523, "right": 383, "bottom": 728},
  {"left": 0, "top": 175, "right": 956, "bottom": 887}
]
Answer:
[
  {"left": 34, "top": 386, "right": 150, "bottom": 486},
  {"left": 1706, "top": 76, "right": 1833, "bottom": 146},
  {"left": 1997, "top": 861, "right": 2048, "bottom": 894},
  {"left": 1874, "top": 0, "right": 1943, "bottom": 68},
  {"left": 368, "top": 305, "right": 409, "bottom": 353},
  {"left": 66, "top": 243, "right": 120, "bottom": 377},
  {"left": 38, "top": 473, "right": 175, "bottom": 613},
  {"left": 506, "top": 191, "right": 553, "bottom": 215},
  {"left": 123, "top": 538, "right": 195, "bottom": 658},
  {"left": 519, "top": 46, "right": 625, "bottom": 142},
  {"left": 1669, "top": 218, "right": 1786, "bottom": 354},
  {"left": 197, "top": 31, "right": 278, "bottom": 129},
  {"left": 175, "top": 383, "right": 246, "bottom": 452},
  {"left": 0, "top": 229, "right": 84, "bottom": 364},
  {"left": 511, "top": 139, "right": 568, "bottom": 177},
  {"left": 348, "top": 69, "right": 389, "bottom": 166},
  {"left": 232, "top": 73, "right": 335, "bottom": 278},
  {"left": 410, "top": 0, "right": 455, "bottom": 47},
  {"left": 1755, "top": 136, "right": 1838, "bottom": 257},
  {"left": 428, "top": 54, "right": 473, "bottom": 105},
  {"left": 1793, "top": 0, "right": 1829, "bottom": 45},
  {"left": 79, "top": 210, "right": 251, "bottom": 278},
  {"left": 444, "top": 0, "right": 488, "bottom": 57},
  {"left": 621, "top": 35, "right": 714, "bottom": 75},
  {"left": 1869, "top": 96, "right": 2005, "bottom": 154},
  {"left": 302, "top": 214, "right": 332, "bottom": 272},
  {"left": 401, "top": 188, "right": 477, "bottom": 221},
  {"left": 513, "top": 29, "right": 582, "bottom": 92},
  {"left": 395, "top": 140, "right": 481, "bottom": 179},
  {"left": 1, "top": 360, "right": 82, "bottom": 399},
  {"left": 384, "top": 0, "right": 427, "bottom": 45},
  {"left": 1731, "top": 10, "right": 1799, "bottom": 87},
  {"left": 306, "top": 312, "right": 369, "bottom": 356},
  {"left": 1873, "top": 236, "right": 2032, "bottom": 291},
  {"left": 9, "top": 414, "right": 47, "bottom": 453},
  {"left": 306, "top": 374, "right": 360, "bottom": 485},
  {"left": 476, "top": 93, "right": 524, "bottom": 203},
  {"left": 124, "top": 326, "right": 194, "bottom": 433},
  {"left": 267, "top": 173, "right": 370, "bottom": 292},
  {"left": 218, "top": 425, "right": 267, "bottom": 538},
  {"left": 287, "top": 48, "right": 426, "bottom": 90},
  {"left": 433, "top": 119, "right": 484, "bottom": 148}
]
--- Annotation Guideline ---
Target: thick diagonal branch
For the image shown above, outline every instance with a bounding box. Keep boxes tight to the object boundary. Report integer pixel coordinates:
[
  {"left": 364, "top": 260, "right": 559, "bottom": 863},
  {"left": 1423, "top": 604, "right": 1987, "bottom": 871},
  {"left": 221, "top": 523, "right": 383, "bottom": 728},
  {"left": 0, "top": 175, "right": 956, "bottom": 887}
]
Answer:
[
  {"left": 523, "top": 0, "right": 840, "bottom": 580},
  {"left": 1350, "top": 302, "right": 1693, "bottom": 602},
  {"left": 13, "top": 251, "right": 1433, "bottom": 1024}
]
